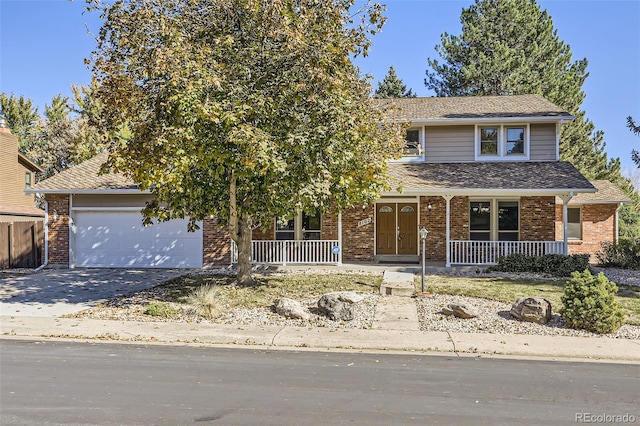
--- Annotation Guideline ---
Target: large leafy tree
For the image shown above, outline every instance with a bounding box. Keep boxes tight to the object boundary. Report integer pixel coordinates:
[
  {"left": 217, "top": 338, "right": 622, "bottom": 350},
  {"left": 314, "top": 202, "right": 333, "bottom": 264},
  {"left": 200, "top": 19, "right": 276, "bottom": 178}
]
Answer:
[
  {"left": 425, "top": 0, "right": 637, "bottom": 237},
  {"left": 89, "top": 0, "right": 405, "bottom": 285},
  {"left": 374, "top": 66, "right": 416, "bottom": 98}
]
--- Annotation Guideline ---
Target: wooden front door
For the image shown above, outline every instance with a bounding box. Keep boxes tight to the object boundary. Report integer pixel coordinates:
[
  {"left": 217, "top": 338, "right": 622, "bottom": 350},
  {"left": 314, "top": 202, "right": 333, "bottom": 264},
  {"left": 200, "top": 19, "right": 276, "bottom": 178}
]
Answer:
[
  {"left": 398, "top": 203, "right": 417, "bottom": 255},
  {"left": 376, "top": 202, "right": 418, "bottom": 255},
  {"left": 376, "top": 203, "right": 396, "bottom": 254}
]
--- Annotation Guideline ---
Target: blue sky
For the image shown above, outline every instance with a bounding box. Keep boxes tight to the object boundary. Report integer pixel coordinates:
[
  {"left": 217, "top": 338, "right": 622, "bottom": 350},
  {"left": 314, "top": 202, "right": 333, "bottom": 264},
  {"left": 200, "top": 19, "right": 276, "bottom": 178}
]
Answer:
[{"left": 1, "top": 0, "right": 639, "bottom": 172}]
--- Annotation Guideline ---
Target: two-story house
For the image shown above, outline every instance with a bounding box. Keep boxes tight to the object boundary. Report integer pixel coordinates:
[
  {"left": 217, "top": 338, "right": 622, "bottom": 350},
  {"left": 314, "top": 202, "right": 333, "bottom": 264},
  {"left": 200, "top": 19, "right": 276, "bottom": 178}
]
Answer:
[{"left": 28, "top": 95, "right": 627, "bottom": 269}]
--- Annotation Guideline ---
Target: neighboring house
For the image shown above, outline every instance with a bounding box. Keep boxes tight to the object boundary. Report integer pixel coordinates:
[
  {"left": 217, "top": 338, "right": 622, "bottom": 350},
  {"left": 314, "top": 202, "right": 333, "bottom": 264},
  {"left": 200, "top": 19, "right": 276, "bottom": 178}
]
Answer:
[
  {"left": 0, "top": 126, "right": 45, "bottom": 268},
  {"left": 29, "top": 94, "right": 624, "bottom": 269}
]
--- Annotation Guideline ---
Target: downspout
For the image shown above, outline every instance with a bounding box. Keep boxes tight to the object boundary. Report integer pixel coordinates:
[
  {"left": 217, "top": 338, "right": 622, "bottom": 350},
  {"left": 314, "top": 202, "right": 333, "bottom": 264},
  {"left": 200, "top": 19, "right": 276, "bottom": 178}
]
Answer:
[
  {"left": 35, "top": 197, "right": 48, "bottom": 271},
  {"left": 559, "top": 193, "right": 574, "bottom": 255}
]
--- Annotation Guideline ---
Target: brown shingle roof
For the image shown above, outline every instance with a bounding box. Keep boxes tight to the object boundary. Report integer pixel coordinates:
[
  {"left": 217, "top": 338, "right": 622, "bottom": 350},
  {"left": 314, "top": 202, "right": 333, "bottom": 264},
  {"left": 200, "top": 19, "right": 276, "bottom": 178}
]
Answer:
[
  {"left": 375, "top": 94, "right": 573, "bottom": 121},
  {"left": 387, "top": 161, "right": 594, "bottom": 193},
  {"left": 556, "top": 180, "right": 632, "bottom": 204},
  {"left": 28, "top": 152, "right": 138, "bottom": 192}
]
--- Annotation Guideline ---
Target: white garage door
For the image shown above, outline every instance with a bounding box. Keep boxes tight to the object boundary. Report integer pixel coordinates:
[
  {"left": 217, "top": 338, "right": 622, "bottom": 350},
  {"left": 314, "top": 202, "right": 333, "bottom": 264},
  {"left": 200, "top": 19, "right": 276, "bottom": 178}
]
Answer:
[{"left": 74, "top": 211, "right": 202, "bottom": 268}]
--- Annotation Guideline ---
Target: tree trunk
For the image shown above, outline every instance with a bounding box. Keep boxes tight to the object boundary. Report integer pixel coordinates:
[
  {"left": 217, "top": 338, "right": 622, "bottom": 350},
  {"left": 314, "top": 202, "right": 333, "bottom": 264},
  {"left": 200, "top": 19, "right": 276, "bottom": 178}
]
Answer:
[
  {"left": 235, "top": 213, "right": 254, "bottom": 286},
  {"left": 229, "top": 171, "right": 254, "bottom": 286}
]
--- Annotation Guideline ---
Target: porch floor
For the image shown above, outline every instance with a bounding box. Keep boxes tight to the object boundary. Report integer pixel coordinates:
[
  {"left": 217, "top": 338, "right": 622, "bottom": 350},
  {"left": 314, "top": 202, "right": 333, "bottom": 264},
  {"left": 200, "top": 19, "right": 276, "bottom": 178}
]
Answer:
[{"left": 210, "top": 261, "right": 481, "bottom": 275}]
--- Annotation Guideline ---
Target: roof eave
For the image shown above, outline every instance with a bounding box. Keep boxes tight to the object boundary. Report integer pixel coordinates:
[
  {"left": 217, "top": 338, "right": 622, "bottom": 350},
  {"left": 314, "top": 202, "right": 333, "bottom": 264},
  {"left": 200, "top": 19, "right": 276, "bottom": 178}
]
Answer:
[
  {"left": 401, "top": 115, "right": 575, "bottom": 125},
  {"left": 26, "top": 188, "right": 146, "bottom": 195},
  {"left": 385, "top": 187, "right": 596, "bottom": 197}
]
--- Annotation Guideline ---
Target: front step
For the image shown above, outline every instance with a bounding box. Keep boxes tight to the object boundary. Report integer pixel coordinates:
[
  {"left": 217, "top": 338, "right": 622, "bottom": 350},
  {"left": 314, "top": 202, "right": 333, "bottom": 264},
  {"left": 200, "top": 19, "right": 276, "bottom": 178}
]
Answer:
[
  {"left": 379, "top": 270, "right": 415, "bottom": 297},
  {"left": 374, "top": 255, "right": 419, "bottom": 264}
]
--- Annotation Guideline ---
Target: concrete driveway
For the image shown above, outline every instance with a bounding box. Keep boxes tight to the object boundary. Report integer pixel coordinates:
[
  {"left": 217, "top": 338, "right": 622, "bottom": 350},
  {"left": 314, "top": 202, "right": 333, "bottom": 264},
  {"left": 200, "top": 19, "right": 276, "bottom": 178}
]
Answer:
[{"left": 0, "top": 268, "right": 189, "bottom": 317}]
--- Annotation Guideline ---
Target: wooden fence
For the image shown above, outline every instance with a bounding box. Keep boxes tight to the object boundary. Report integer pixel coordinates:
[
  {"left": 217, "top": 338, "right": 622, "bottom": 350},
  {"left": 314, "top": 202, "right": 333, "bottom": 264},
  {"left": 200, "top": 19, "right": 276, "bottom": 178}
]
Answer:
[{"left": 0, "top": 221, "right": 44, "bottom": 269}]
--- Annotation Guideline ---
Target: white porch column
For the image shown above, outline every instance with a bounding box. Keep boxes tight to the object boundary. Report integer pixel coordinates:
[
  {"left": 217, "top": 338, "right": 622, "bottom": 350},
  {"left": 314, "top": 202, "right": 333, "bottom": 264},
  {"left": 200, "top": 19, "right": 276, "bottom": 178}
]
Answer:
[
  {"left": 337, "top": 211, "right": 343, "bottom": 265},
  {"left": 558, "top": 193, "right": 574, "bottom": 255},
  {"left": 442, "top": 195, "right": 454, "bottom": 267}
]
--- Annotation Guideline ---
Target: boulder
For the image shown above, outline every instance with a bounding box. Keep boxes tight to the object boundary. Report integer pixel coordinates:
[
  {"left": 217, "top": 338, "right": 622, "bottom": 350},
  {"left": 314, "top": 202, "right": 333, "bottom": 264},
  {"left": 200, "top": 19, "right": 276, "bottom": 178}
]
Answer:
[
  {"left": 441, "top": 304, "right": 478, "bottom": 319},
  {"left": 274, "top": 298, "right": 310, "bottom": 320},
  {"left": 324, "top": 291, "right": 364, "bottom": 304},
  {"left": 317, "top": 293, "right": 354, "bottom": 321},
  {"left": 510, "top": 297, "right": 552, "bottom": 324}
]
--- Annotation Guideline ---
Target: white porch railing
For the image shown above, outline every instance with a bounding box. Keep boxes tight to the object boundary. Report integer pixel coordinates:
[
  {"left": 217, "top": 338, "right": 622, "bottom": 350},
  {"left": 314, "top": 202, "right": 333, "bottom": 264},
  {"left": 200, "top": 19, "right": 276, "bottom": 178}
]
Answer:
[
  {"left": 231, "top": 240, "right": 340, "bottom": 265},
  {"left": 449, "top": 240, "right": 565, "bottom": 265}
]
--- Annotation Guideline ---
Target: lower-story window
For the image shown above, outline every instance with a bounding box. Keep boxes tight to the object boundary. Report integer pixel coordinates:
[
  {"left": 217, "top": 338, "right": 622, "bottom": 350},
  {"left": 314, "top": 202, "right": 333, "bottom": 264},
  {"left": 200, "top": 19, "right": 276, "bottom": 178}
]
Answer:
[
  {"left": 567, "top": 207, "right": 582, "bottom": 240},
  {"left": 470, "top": 200, "right": 520, "bottom": 241},
  {"left": 275, "top": 210, "right": 321, "bottom": 240}
]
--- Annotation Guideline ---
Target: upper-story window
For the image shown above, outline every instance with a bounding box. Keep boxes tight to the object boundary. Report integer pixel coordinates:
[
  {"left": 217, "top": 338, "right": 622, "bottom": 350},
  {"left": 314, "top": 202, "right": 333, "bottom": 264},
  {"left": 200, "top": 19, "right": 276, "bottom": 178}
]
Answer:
[
  {"left": 25, "top": 172, "right": 32, "bottom": 189},
  {"left": 404, "top": 129, "right": 421, "bottom": 156},
  {"left": 475, "top": 124, "right": 529, "bottom": 160}
]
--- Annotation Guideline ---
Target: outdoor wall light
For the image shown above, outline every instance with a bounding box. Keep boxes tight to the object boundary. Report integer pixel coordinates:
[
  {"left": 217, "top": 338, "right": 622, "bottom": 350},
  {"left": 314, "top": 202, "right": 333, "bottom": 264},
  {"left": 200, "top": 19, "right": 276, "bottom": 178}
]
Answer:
[
  {"left": 52, "top": 209, "right": 59, "bottom": 223},
  {"left": 427, "top": 203, "right": 432, "bottom": 211}
]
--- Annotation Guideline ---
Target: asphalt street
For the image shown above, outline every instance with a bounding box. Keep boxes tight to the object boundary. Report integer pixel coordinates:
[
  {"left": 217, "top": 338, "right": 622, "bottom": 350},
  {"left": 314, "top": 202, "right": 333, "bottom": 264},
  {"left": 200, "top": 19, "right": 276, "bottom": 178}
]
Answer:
[{"left": 1, "top": 340, "right": 638, "bottom": 425}]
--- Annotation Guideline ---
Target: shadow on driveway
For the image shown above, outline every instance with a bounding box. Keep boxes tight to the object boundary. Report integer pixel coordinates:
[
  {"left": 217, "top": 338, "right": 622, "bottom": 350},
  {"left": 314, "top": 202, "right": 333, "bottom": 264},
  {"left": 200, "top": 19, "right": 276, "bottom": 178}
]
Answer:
[{"left": 0, "top": 268, "right": 190, "bottom": 317}]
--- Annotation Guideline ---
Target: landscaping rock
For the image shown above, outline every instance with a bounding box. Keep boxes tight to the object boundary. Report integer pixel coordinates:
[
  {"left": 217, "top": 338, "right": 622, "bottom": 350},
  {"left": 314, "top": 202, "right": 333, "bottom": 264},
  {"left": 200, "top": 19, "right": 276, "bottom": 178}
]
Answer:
[
  {"left": 324, "top": 291, "right": 365, "bottom": 304},
  {"left": 441, "top": 303, "right": 478, "bottom": 319},
  {"left": 510, "top": 297, "right": 552, "bottom": 324},
  {"left": 317, "top": 293, "right": 354, "bottom": 321},
  {"left": 274, "top": 298, "right": 310, "bottom": 320}
]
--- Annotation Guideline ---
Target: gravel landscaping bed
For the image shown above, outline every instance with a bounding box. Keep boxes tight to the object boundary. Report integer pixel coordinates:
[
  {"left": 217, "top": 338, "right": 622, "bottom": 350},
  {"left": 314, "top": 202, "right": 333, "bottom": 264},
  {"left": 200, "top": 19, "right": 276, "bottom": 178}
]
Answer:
[{"left": 69, "top": 267, "right": 640, "bottom": 340}]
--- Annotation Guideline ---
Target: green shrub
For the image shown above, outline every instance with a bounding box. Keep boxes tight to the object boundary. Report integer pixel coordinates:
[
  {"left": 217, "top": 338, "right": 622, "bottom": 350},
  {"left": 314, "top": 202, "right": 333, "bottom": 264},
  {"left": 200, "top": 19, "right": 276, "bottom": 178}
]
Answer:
[
  {"left": 186, "top": 284, "right": 224, "bottom": 319},
  {"left": 596, "top": 239, "right": 640, "bottom": 270},
  {"left": 487, "top": 253, "right": 590, "bottom": 277},
  {"left": 560, "top": 270, "right": 624, "bottom": 334},
  {"left": 144, "top": 302, "right": 180, "bottom": 318}
]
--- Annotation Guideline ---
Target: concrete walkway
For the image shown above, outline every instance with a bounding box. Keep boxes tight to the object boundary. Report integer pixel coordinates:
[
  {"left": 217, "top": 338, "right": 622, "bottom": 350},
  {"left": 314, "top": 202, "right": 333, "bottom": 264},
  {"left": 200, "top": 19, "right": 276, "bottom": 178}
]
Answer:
[{"left": 372, "top": 270, "right": 420, "bottom": 331}]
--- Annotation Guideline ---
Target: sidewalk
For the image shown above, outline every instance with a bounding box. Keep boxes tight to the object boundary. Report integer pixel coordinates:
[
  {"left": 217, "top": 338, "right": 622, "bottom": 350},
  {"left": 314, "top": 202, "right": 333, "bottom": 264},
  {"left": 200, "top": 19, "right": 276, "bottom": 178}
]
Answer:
[
  {"left": 2, "top": 315, "right": 639, "bottom": 363},
  {"left": 2, "top": 268, "right": 639, "bottom": 363}
]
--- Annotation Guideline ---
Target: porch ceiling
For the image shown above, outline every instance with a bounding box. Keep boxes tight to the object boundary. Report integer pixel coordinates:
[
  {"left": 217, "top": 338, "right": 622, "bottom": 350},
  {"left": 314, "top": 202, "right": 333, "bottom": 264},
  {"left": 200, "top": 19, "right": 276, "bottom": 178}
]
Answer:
[{"left": 387, "top": 161, "right": 595, "bottom": 195}]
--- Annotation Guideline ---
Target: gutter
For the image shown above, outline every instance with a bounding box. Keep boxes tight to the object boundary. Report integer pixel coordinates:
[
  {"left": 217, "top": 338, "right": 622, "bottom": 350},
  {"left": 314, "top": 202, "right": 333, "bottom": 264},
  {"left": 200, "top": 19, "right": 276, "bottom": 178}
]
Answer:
[{"left": 34, "top": 198, "right": 48, "bottom": 272}]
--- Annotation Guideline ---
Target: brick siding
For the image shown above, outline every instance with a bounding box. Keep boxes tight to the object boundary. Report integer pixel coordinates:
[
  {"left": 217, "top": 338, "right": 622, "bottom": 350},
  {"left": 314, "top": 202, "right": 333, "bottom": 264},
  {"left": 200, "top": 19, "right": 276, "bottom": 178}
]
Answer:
[
  {"left": 555, "top": 203, "right": 618, "bottom": 261},
  {"left": 45, "top": 194, "right": 70, "bottom": 266},
  {"left": 202, "top": 217, "right": 232, "bottom": 266}
]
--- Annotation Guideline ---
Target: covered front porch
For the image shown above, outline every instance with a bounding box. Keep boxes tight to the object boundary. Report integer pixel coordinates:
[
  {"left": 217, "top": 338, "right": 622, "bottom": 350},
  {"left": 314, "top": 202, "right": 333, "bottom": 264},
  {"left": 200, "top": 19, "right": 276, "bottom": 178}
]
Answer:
[{"left": 232, "top": 238, "right": 566, "bottom": 266}]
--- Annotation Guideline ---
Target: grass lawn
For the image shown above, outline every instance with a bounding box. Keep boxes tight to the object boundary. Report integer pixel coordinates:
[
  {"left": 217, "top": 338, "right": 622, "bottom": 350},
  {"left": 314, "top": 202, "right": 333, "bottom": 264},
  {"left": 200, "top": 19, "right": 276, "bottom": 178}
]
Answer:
[
  {"left": 160, "top": 273, "right": 383, "bottom": 308},
  {"left": 417, "top": 274, "right": 640, "bottom": 326},
  {"left": 157, "top": 272, "right": 639, "bottom": 326}
]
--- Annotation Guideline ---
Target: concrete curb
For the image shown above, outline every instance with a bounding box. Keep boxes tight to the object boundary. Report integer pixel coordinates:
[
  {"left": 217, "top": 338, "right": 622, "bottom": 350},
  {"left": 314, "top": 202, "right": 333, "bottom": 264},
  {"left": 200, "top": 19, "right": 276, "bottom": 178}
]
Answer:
[{"left": 2, "top": 316, "right": 639, "bottom": 363}]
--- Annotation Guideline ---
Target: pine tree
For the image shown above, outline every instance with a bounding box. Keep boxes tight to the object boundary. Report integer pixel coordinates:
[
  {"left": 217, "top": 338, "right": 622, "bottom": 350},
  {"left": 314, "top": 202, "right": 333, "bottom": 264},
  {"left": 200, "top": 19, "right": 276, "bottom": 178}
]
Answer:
[
  {"left": 0, "top": 93, "right": 40, "bottom": 150},
  {"left": 425, "top": 0, "right": 618, "bottom": 181},
  {"left": 374, "top": 66, "right": 416, "bottom": 98},
  {"left": 627, "top": 116, "right": 640, "bottom": 168},
  {"left": 425, "top": 0, "right": 638, "bottom": 237}
]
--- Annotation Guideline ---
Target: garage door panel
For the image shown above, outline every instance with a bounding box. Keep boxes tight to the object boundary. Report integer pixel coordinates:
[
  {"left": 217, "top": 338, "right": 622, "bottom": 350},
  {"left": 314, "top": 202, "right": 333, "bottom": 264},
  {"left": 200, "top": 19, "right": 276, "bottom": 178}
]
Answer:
[{"left": 74, "top": 211, "right": 202, "bottom": 268}]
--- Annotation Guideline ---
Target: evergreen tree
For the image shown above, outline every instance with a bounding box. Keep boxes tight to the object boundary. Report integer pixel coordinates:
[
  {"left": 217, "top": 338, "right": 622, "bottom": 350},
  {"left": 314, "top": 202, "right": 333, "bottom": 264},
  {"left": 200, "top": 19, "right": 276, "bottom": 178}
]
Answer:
[
  {"left": 44, "top": 94, "right": 72, "bottom": 122},
  {"left": 425, "top": 0, "right": 618, "bottom": 181},
  {"left": 374, "top": 66, "right": 416, "bottom": 98},
  {"left": 0, "top": 93, "right": 40, "bottom": 150},
  {"left": 627, "top": 116, "right": 640, "bottom": 168}
]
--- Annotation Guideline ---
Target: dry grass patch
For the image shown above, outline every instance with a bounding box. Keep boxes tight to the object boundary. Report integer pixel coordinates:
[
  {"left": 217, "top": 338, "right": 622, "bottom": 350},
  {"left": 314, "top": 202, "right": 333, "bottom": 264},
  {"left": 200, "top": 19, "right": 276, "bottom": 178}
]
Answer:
[
  {"left": 417, "top": 274, "right": 640, "bottom": 325},
  {"left": 160, "top": 273, "right": 382, "bottom": 310}
]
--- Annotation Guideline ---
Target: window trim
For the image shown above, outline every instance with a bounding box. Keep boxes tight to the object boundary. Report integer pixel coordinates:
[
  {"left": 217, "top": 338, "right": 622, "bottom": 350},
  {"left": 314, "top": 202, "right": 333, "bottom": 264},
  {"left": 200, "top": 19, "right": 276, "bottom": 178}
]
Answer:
[
  {"left": 567, "top": 207, "right": 582, "bottom": 240},
  {"left": 469, "top": 198, "right": 521, "bottom": 241},
  {"left": 274, "top": 210, "right": 322, "bottom": 240},
  {"left": 474, "top": 124, "right": 530, "bottom": 161},
  {"left": 25, "top": 172, "right": 32, "bottom": 189},
  {"left": 392, "top": 126, "right": 425, "bottom": 162}
]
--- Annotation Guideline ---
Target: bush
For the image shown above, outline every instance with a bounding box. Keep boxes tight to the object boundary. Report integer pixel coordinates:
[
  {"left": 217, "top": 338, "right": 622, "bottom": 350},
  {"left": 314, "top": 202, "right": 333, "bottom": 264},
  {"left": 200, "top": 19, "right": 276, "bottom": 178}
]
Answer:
[
  {"left": 186, "top": 284, "right": 224, "bottom": 319},
  {"left": 560, "top": 270, "right": 624, "bottom": 334},
  {"left": 144, "top": 302, "right": 180, "bottom": 318},
  {"left": 487, "top": 253, "right": 590, "bottom": 277},
  {"left": 596, "top": 239, "right": 640, "bottom": 270}
]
